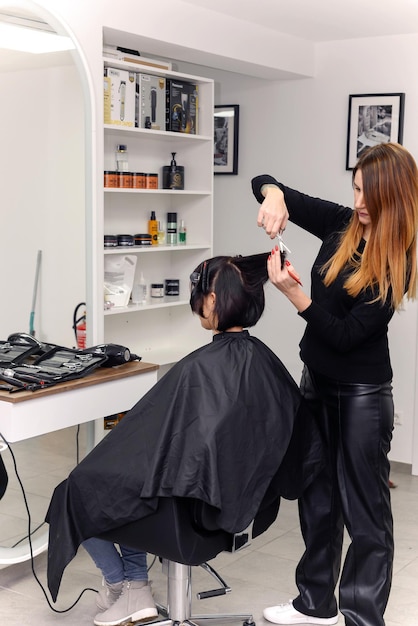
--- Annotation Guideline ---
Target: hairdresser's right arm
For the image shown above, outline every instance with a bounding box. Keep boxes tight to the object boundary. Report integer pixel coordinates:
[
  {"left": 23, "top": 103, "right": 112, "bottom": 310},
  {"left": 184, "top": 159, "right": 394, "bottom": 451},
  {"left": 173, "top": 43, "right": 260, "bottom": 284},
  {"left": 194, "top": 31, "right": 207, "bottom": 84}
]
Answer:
[
  {"left": 253, "top": 175, "right": 288, "bottom": 238},
  {"left": 252, "top": 174, "right": 351, "bottom": 240}
]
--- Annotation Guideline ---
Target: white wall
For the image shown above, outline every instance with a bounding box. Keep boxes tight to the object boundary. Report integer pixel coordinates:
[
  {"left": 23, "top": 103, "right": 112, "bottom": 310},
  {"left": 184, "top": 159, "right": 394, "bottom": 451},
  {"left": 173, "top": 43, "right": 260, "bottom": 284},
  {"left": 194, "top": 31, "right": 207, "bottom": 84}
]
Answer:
[{"left": 16, "top": 0, "right": 418, "bottom": 467}]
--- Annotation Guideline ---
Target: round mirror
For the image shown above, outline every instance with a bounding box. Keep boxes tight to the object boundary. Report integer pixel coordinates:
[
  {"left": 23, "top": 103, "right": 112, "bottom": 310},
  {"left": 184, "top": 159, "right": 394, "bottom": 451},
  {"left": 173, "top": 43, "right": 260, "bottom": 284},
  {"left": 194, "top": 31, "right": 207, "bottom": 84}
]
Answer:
[
  {"left": 0, "top": 0, "right": 91, "bottom": 564},
  {"left": 0, "top": 1, "right": 87, "bottom": 348}
]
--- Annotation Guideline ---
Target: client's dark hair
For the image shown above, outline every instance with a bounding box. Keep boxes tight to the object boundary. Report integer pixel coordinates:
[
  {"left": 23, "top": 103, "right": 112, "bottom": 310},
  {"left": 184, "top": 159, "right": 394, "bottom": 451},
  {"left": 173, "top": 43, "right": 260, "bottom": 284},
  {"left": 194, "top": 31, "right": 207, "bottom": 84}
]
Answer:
[{"left": 190, "top": 252, "right": 270, "bottom": 331}]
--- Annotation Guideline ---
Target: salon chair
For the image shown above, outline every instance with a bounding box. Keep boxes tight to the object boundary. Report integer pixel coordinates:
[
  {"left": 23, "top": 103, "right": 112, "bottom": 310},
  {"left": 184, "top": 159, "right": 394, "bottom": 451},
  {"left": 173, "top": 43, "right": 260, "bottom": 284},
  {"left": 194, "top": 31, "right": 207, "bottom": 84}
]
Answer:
[{"left": 99, "top": 495, "right": 280, "bottom": 626}]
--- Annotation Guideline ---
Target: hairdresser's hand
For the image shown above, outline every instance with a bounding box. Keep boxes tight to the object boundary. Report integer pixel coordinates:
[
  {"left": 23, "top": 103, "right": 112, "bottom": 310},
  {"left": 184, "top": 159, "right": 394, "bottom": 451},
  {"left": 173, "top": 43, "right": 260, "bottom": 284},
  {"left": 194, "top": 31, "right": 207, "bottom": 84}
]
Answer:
[
  {"left": 268, "top": 246, "right": 312, "bottom": 313},
  {"left": 257, "top": 185, "right": 289, "bottom": 238}
]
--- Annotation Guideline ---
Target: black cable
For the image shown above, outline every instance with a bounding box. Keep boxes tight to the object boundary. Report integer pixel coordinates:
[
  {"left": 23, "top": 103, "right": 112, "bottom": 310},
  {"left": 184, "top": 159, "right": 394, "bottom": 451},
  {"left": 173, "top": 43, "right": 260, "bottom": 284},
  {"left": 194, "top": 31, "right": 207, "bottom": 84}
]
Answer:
[
  {"left": 1, "top": 425, "right": 156, "bottom": 613},
  {"left": 76, "top": 424, "right": 80, "bottom": 465},
  {"left": 11, "top": 520, "right": 46, "bottom": 547},
  {"left": 72, "top": 302, "right": 86, "bottom": 345},
  {"left": 13, "top": 421, "right": 80, "bottom": 547},
  {"left": 0, "top": 431, "right": 98, "bottom": 613},
  {"left": 147, "top": 554, "right": 157, "bottom": 572}
]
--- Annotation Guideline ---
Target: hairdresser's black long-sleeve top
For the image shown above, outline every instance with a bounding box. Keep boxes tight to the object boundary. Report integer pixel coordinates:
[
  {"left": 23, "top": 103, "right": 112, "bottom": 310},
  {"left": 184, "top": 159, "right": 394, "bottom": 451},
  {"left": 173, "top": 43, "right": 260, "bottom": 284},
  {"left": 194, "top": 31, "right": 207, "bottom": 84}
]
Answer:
[{"left": 252, "top": 175, "right": 395, "bottom": 384}]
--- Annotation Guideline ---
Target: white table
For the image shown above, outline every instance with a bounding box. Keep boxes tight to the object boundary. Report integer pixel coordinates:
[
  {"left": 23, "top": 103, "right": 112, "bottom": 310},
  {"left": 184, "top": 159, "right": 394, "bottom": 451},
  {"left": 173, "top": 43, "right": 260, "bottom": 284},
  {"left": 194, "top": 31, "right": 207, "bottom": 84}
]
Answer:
[{"left": 0, "top": 361, "right": 159, "bottom": 564}]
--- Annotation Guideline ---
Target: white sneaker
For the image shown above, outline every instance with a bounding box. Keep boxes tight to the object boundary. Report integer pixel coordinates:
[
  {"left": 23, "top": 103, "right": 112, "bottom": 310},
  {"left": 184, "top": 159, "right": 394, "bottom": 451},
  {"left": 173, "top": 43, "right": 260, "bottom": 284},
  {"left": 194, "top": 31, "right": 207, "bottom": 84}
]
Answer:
[{"left": 263, "top": 600, "right": 338, "bottom": 625}]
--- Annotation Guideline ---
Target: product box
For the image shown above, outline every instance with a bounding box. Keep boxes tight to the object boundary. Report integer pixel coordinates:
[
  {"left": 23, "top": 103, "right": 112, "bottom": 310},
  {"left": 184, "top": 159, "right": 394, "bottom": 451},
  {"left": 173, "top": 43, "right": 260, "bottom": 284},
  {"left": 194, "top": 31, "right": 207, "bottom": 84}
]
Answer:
[
  {"left": 104, "top": 67, "right": 136, "bottom": 127},
  {"left": 103, "top": 45, "right": 172, "bottom": 71},
  {"left": 104, "top": 411, "right": 127, "bottom": 430},
  {"left": 166, "top": 79, "right": 198, "bottom": 134},
  {"left": 103, "top": 76, "right": 112, "bottom": 124},
  {"left": 136, "top": 73, "right": 166, "bottom": 130}
]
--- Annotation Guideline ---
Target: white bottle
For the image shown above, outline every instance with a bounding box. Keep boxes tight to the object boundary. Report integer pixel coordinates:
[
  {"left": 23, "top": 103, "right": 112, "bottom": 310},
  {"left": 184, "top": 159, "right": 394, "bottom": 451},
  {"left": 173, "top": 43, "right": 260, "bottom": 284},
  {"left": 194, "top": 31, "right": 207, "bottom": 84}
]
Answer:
[
  {"left": 131, "top": 272, "right": 147, "bottom": 304},
  {"left": 116, "top": 144, "right": 129, "bottom": 171}
]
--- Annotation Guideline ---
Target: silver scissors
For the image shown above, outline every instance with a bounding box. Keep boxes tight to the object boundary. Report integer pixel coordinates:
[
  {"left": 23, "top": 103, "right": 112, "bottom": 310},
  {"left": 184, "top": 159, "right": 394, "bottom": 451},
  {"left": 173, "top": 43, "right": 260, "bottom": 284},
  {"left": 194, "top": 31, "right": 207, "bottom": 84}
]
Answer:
[{"left": 276, "top": 234, "right": 291, "bottom": 255}]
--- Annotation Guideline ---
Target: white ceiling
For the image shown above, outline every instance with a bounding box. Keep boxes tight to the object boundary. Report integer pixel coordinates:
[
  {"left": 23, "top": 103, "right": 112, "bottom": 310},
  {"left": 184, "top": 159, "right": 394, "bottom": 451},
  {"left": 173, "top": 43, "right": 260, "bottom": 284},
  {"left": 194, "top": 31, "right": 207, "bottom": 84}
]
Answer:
[
  {"left": 182, "top": 0, "right": 418, "bottom": 42},
  {"left": 2, "top": 0, "right": 418, "bottom": 73}
]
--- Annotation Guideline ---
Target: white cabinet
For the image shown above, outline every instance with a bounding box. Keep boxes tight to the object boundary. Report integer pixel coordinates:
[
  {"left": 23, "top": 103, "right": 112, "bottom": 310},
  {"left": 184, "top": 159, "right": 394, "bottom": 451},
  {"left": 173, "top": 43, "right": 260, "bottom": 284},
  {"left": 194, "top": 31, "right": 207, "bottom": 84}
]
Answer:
[{"left": 101, "top": 58, "right": 214, "bottom": 366}]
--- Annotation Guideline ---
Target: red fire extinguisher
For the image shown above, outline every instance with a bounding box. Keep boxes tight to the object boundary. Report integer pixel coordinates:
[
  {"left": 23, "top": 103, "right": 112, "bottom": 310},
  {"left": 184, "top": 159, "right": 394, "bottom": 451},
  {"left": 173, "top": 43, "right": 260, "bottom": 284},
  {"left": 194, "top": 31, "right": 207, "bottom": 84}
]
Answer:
[{"left": 73, "top": 302, "right": 87, "bottom": 349}]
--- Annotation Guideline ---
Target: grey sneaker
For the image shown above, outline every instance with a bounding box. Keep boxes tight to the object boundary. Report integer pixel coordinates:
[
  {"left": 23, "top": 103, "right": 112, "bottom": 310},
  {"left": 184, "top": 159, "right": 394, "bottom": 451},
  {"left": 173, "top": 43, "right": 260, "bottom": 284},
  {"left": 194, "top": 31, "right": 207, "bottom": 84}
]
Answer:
[
  {"left": 96, "top": 578, "right": 124, "bottom": 611},
  {"left": 94, "top": 580, "right": 158, "bottom": 626}
]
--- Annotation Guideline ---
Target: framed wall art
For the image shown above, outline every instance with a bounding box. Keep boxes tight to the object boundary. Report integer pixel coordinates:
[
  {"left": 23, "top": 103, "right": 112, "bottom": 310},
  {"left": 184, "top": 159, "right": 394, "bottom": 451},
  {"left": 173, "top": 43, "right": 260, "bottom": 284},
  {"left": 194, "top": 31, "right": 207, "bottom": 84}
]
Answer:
[
  {"left": 346, "top": 93, "right": 405, "bottom": 170},
  {"left": 214, "top": 104, "right": 239, "bottom": 175}
]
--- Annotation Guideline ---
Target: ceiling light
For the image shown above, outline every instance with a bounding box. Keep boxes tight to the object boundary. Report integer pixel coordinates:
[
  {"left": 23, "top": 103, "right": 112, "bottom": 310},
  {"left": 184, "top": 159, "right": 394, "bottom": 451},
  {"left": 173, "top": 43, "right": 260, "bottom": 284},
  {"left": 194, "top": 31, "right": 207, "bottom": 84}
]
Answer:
[{"left": 0, "top": 22, "right": 75, "bottom": 54}]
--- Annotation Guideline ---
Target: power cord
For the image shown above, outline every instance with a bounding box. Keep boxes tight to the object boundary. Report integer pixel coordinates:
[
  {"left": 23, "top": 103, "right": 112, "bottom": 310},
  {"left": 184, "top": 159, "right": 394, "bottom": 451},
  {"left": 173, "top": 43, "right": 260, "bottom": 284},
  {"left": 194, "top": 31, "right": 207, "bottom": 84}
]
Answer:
[
  {"left": 10, "top": 422, "right": 81, "bottom": 546},
  {"left": 11, "top": 520, "right": 45, "bottom": 547},
  {"left": 0, "top": 431, "right": 98, "bottom": 613},
  {"left": 1, "top": 427, "right": 157, "bottom": 611},
  {"left": 76, "top": 423, "right": 81, "bottom": 465}
]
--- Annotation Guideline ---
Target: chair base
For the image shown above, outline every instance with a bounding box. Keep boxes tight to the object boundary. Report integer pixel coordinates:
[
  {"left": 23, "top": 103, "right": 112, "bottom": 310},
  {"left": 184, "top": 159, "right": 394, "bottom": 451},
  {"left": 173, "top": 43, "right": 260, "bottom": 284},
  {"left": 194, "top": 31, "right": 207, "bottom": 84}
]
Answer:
[
  {"left": 147, "top": 560, "right": 255, "bottom": 626},
  {"left": 149, "top": 616, "right": 255, "bottom": 626},
  {"left": 148, "top": 614, "right": 255, "bottom": 626}
]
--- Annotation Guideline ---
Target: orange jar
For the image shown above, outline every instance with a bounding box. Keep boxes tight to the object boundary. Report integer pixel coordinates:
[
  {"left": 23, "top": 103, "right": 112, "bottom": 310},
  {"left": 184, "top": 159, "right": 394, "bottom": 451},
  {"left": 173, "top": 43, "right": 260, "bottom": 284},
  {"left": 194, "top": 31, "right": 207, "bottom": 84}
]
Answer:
[
  {"left": 118, "top": 172, "right": 132, "bottom": 188},
  {"left": 144, "top": 173, "right": 158, "bottom": 189},
  {"left": 132, "top": 172, "right": 145, "bottom": 189},
  {"left": 104, "top": 170, "right": 118, "bottom": 188}
]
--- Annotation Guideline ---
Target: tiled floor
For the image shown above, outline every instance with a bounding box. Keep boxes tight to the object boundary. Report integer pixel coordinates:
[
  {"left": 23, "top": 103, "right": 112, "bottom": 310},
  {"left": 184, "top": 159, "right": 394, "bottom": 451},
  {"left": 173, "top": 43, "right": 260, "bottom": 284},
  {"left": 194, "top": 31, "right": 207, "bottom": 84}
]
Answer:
[{"left": 1, "top": 426, "right": 418, "bottom": 626}]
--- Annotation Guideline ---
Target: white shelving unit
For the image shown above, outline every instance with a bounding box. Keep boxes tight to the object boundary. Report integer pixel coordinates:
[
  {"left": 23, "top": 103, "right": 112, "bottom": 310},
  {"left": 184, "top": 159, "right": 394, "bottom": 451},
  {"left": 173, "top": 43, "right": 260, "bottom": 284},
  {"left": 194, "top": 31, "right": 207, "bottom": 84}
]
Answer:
[{"left": 101, "top": 56, "right": 214, "bottom": 366}]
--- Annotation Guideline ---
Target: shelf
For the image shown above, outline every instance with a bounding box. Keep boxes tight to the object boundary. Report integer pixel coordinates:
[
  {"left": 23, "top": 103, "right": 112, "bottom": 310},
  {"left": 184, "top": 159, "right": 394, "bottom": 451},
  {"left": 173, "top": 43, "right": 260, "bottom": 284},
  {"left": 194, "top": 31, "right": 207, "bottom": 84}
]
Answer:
[
  {"left": 104, "top": 244, "right": 211, "bottom": 255},
  {"left": 104, "top": 188, "right": 211, "bottom": 195},
  {"left": 104, "top": 124, "right": 212, "bottom": 143},
  {"left": 103, "top": 57, "right": 213, "bottom": 85},
  {"left": 104, "top": 297, "right": 190, "bottom": 315},
  {"left": 101, "top": 46, "right": 213, "bottom": 371}
]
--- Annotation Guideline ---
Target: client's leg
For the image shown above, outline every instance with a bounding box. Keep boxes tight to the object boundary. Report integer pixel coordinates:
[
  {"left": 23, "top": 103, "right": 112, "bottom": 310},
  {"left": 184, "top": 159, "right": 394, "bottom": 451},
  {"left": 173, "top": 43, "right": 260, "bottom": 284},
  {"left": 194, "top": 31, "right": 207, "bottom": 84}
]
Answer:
[
  {"left": 83, "top": 538, "right": 125, "bottom": 610},
  {"left": 93, "top": 544, "right": 158, "bottom": 626}
]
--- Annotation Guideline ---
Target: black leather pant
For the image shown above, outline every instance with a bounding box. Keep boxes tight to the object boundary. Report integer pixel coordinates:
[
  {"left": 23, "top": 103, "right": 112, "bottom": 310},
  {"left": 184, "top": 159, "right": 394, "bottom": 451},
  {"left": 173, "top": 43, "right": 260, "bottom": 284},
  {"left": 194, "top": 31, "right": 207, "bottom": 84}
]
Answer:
[{"left": 293, "top": 366, "right": 394, "bottom": 626}]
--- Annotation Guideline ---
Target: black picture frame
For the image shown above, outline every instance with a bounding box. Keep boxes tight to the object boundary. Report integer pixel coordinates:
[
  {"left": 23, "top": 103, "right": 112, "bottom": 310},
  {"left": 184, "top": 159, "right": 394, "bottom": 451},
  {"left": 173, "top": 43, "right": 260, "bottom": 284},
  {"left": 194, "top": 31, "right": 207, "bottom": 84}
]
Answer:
[
  {"left": 214, "top": 104, "right": 239, "bottom": 175},
  {"left": 346, "top": 93, "right": 405, "bottom": 170}
]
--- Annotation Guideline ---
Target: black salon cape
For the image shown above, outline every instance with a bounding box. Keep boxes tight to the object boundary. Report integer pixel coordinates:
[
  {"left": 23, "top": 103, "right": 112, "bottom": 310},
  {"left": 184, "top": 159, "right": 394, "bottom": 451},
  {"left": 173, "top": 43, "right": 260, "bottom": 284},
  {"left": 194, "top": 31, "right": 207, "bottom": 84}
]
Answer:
[{"left": 46, "top": 331, "right": 323, "bottom": 600}]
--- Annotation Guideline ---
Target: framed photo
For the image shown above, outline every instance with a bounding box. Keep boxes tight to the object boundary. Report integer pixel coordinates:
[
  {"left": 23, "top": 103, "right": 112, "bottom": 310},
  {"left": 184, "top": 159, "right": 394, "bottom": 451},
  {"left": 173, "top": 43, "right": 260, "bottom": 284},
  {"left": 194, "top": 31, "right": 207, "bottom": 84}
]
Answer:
[
  {"left": 214, "top": 104, "right": 239, "bottom": 175},
  {"left": 346, "top": 93, "right": 405, "bottom": 170}
]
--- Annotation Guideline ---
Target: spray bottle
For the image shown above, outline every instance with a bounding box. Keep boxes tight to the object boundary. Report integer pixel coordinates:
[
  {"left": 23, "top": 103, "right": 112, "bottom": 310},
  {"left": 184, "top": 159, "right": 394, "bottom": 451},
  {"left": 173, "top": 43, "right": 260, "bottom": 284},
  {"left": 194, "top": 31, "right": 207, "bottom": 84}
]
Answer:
[
  {"left": 132, "top": 272, "right": 147, "bottom": 305},
  {"left": 148, "top": 210, "right": 158, "bottom": 245}
]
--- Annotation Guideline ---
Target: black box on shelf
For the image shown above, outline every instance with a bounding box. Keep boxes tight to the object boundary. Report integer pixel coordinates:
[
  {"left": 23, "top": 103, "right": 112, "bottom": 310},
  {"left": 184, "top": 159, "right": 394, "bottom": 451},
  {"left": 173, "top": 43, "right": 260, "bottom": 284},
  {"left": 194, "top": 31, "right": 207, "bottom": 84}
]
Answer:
[
  {"left": 166, "top": 79, "right": 198, "bottom": 134},
  {"left": 136, "top": 73, "right": 166, "bottom": 130}
]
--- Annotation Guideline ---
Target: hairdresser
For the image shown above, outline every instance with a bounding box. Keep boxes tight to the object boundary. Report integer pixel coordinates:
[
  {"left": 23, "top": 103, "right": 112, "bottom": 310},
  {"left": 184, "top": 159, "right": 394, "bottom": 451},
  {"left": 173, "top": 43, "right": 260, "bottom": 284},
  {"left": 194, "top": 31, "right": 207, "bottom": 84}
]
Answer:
[{"left": 252, "top": 143, "right": 418, "bottom": 626}]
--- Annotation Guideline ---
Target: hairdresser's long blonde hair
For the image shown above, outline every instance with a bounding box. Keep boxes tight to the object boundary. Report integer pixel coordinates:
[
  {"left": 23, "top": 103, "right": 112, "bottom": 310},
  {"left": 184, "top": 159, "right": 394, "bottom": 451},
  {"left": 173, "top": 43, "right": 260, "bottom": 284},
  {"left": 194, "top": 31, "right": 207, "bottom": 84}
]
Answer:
[{"left": 322, "top": 143, "right": 418, "bottom": 309}]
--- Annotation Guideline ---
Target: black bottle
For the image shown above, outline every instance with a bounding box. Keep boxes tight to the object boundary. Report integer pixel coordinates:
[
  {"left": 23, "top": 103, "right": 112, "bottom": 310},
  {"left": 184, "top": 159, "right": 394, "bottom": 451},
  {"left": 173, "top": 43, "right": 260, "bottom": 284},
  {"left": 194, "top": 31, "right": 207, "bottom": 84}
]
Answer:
[{"left": 162, "top": 152, "right": 184, "bottom": 190}]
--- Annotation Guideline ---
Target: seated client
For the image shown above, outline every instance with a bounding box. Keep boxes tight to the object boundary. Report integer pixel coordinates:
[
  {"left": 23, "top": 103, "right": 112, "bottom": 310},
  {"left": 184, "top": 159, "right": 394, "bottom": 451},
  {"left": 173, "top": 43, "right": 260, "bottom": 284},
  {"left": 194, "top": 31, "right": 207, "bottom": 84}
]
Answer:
[{"left": 46, "top": 252, "right": 323, "bottom": 625}]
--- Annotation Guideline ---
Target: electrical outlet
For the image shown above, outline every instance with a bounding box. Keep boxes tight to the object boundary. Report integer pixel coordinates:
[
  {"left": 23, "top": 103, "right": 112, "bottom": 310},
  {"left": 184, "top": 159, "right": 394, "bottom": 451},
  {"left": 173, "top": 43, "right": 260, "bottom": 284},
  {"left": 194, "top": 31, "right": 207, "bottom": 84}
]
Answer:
[{"left": 394, "top": 411, "right": 403, "bottom": 426}]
